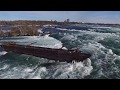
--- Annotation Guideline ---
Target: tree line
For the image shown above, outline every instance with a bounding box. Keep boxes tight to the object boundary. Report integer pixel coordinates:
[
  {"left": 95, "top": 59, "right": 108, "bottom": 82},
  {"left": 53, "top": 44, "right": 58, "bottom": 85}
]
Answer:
[{"left": 0, "top": 20, "right": 79, "bottom": 26}]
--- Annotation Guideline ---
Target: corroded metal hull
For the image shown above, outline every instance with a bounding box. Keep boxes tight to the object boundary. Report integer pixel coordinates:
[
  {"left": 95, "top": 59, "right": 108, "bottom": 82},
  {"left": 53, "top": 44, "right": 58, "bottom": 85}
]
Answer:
[{"left": 0, "top": 43, "right": 91, "bottom": 62}]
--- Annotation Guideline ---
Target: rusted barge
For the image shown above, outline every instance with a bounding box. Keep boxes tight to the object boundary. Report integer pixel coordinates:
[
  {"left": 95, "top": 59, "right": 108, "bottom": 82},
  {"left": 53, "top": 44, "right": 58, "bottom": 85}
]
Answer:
[{"left": 0, "top": 42, "right": 91, "bottom": 62}]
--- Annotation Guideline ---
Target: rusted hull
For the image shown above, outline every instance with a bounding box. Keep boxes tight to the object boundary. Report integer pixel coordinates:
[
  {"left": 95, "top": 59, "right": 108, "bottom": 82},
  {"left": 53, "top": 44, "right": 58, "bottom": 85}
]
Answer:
[{"left": 0, "top": 44, "right": 91, "bottom": 62}]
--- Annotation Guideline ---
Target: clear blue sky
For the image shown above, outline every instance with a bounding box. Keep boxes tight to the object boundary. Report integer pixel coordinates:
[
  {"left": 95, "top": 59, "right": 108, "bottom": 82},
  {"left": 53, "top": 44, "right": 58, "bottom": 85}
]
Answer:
[{"left": 0, "top": 11, "right": 120, "bottom": 24}]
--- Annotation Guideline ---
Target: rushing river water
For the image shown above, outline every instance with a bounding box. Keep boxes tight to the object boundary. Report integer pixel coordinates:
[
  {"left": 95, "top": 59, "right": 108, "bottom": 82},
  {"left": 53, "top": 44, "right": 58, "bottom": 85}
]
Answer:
[{"left": 0, "top": 24, "right": 120, "bottom": 79}]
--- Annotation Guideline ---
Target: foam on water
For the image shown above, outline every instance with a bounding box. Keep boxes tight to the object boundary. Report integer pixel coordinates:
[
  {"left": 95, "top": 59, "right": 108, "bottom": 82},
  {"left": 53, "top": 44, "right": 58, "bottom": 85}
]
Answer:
[
  {"left": 0, "top": 64, "right": 10, "bottom": 70},
  {"left": 64, "top": 26, "right": 120, "bottom": 78},
  {"left": 28, "top": 67, "right": 47, "bottom": 79},
  {"left": 52, "top": 26, "right": 120, "bottom": 79},
  {"left": 0, "top": 25, "right": 120, "bottom": 79},
  {"left": 51, "top": 58, "right": 93, "bottom": 79},
  {"left": 0, "top": 51, "right": 7, "bottom": 56},
  {"left": 0, "top": 36, "right": 64, "bottom": 49},
  {"left": 0, "top": 54, "right": 93, "bottom": 79}
]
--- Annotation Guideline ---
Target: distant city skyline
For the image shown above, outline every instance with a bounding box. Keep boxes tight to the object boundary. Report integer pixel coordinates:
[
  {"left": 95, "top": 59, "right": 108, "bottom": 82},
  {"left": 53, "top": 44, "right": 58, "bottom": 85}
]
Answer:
[{"left": 0, "top": 11, "right": 120, "bottom": 24}]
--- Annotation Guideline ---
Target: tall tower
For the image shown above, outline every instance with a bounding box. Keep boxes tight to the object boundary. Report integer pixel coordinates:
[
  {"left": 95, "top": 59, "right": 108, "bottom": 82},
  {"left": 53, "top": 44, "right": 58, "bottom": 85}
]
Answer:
[{"left": 67, "top": 19, "right": 70, "bottom": 22}]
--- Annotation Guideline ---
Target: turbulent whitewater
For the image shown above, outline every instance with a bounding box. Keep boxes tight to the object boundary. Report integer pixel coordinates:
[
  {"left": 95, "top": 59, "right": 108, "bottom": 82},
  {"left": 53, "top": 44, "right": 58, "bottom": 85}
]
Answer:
[{"left": 0, "top": 24, "right": 120, "bottom": 79}]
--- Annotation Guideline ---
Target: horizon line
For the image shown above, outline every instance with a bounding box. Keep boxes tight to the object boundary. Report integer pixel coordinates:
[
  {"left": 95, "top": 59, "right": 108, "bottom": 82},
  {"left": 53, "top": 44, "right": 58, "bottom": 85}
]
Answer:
[{"left": 0, "top": 20, "right": 120, "bottom": 25}]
